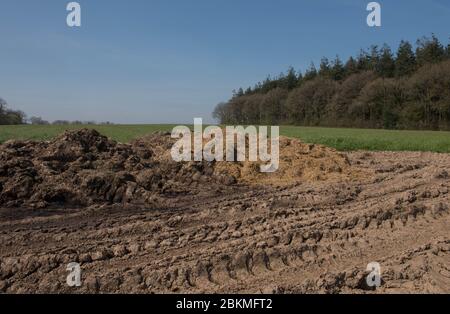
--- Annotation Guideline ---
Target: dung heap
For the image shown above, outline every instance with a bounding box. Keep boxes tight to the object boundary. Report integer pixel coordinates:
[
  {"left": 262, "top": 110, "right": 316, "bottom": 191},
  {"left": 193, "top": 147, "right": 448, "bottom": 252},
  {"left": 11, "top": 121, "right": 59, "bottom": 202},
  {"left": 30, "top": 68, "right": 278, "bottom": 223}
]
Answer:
[{"left": 0, "top": 129, "right": 356, "bottom": 209}]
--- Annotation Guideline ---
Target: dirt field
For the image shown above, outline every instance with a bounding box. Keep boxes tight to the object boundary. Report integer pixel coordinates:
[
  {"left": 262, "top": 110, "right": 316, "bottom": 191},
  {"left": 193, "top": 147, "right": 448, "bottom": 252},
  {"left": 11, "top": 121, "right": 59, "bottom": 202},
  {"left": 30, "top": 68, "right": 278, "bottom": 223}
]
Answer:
[{"left": 0, "top": 130, "right": 449, "bottom": 294}]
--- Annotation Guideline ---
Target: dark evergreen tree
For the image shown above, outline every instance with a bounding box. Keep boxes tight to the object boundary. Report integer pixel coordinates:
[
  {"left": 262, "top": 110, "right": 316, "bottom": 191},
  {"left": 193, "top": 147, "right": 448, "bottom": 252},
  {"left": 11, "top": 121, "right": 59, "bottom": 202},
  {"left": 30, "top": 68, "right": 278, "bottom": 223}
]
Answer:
[
  {"left": 395, "top": 40, "right": 416, "bottom": 77},
  {"left": 284, "top": 67, "right": 298, "bottom": 90},
  {"left": 446, "top": 39, "right": 450, "bottom": 58},
  {"left": 303, "top": 62, "right": 317, "bottom": 81},
  {"left": 368, "top": 45, "right": 380, "bottom": 71},
  {"left": 319, "top": 57, "right": 331, "bottom": 77},
  {"left": 416, "top": 34, "right": 445, "bottom": 66},
  {"left": 377, "top": 44, "right": 395, "bottom": 78},
  {"left": 331, "top": 56, "right": 346, "bottom": 81},
  {"left": 344, "top": 56, "right": 358, "bottom": 76},
  {"left": 260, "top": 76, "right": 273, "bottom": 93},
  {"left": 356, "top": 49, "right": 371, "bottom": 71},
  {"left": 296, "top": 71, "right": 304, "bottom": 87}
]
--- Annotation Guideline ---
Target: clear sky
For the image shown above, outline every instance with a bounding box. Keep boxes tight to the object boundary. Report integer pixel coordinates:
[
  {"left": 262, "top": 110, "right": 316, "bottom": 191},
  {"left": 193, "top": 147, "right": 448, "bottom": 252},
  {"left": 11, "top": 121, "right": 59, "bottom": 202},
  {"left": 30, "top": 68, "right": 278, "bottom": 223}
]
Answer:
[{"left": 0, "top": 0, "right": 449, "bottom": 124}]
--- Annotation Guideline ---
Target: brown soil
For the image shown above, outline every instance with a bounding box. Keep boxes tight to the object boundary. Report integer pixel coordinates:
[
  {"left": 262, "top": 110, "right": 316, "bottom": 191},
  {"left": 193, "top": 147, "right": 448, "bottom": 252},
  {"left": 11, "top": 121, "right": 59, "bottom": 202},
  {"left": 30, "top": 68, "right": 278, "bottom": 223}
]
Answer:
[{"left": 0, "top": 130, "right": 449, "bottom": 294}]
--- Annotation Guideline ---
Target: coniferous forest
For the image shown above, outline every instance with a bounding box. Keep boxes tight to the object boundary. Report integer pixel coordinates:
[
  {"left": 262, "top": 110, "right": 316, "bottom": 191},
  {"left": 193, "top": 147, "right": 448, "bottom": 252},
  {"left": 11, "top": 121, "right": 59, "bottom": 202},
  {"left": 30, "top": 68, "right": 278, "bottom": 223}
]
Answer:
[{"left": 213, "top": 35, "right": 450, "bottom": 130}]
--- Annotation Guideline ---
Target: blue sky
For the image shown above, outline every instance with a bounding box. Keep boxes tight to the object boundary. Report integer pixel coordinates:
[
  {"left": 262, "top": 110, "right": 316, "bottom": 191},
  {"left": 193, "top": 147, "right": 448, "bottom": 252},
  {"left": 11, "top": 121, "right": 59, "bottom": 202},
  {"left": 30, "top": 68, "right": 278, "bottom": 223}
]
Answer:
[{"left": 0, "top": 0, "right": 449, "bottom": 124}]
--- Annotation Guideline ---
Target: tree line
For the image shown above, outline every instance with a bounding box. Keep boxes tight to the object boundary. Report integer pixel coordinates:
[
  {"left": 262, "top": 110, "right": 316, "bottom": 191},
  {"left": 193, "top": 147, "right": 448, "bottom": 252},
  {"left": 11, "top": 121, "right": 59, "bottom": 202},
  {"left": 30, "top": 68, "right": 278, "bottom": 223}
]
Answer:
[
  {"left": 0, "top": 98, "right": 113, "bottom": 126},
  {"left": 0, "top": 98, "right": 26, "bottom": 125},
  {"left": 213, "top": 35, "right": 450, "bottom": 130},
  {"left": 28, "top": 117, "right": 114, "bottom": 126}
]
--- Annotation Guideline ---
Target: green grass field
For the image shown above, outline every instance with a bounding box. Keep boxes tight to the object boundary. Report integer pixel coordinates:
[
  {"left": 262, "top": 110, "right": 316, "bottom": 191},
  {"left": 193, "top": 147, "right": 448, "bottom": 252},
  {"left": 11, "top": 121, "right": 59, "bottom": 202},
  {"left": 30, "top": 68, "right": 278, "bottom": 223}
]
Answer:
[
  {"left": 281, "top": 126, "right": 450, "bottom": 152},
  {"left": 1, "top": 124, "right": 449, "bottom": 152}
]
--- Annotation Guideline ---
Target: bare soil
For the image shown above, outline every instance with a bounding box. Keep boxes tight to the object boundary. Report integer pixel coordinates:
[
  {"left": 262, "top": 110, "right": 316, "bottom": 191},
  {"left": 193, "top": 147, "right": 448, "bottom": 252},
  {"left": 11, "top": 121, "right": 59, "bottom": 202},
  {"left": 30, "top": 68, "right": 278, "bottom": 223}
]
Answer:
[{"left": 0, "top": 130, "right": 449, "bottom": 294}]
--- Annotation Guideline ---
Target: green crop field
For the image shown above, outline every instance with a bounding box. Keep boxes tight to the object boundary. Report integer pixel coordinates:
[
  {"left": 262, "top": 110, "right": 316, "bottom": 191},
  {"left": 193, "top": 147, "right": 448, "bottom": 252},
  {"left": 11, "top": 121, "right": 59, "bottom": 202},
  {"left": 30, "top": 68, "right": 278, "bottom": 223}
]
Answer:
[
  {"left": 1, "top": 124, "right": 450, "bottom": 153},
  {"left": 281, "top": 126, "right": 450, "bottom": 153},
  {"left": 0, "top": 124, "right": 178, "bottom": 144}
]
